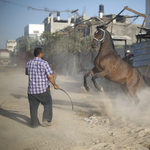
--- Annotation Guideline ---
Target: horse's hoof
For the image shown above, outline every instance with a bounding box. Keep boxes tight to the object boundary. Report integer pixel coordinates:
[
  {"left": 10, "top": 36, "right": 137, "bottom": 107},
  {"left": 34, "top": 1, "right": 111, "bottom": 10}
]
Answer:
[
  {"left": 85, "top": 86, "right": 90, "bottom": 92},
  {"left": 98, "top": 86, "right": 103, "bottom": 92}
]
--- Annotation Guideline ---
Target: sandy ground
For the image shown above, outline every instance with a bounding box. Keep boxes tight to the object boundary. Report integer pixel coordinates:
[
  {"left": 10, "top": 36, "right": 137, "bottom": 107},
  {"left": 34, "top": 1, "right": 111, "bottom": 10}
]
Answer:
[{"left": 0, "top": 67, "right": 150, "bottom": 150}]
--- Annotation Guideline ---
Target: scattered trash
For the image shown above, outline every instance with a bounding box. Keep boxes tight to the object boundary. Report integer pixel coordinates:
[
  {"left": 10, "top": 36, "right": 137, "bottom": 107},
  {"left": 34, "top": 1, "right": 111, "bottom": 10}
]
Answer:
[
  {"left": 145, "top": 128, "right": 149, "bottom": 132},
  {"left": 84, "top": 116, "right": 98, "bottom": 123}
]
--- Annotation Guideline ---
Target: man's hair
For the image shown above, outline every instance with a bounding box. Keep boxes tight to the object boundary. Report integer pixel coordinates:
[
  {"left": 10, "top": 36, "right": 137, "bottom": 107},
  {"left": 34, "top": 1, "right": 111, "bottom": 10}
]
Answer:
[{"left": 34, "top": 47, "right": 43, "bottom": 57}]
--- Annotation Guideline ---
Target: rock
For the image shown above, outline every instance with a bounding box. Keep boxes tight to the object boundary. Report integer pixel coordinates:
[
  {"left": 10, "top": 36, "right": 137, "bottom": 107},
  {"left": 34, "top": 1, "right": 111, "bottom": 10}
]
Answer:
[
  {"left": 92, "top": 113, "right": 97, "bottom": 117},
  {"left": 84, "top": 118, "right": 91, "bottom": 122},
  {"left": 94, "top": 140, "right": 101, "bottom": 144},
  {"left": 110, "top": 132, "right": 113, "bottom": 136},
  {"left": 145, "top": 128, "right": 149, "bottom": 132}
]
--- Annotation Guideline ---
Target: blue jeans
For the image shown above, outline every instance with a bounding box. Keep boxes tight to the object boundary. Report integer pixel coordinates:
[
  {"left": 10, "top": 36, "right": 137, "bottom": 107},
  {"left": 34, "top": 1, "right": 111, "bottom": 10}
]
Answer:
[{"left": 28, "top": 90, "right": 52, "bottom": 128}]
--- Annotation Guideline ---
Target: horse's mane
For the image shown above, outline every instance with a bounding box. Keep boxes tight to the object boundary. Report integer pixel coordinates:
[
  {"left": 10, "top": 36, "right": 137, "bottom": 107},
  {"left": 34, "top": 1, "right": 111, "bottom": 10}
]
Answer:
[
  {"left": 107, "top": 31, "right": 120, "bottom": 55},
  {"left": 97, "top": 25, "right": 118, "bottom": 54},
  {"left": 107, "top": 30, "right": 115, "bottom": 50}
]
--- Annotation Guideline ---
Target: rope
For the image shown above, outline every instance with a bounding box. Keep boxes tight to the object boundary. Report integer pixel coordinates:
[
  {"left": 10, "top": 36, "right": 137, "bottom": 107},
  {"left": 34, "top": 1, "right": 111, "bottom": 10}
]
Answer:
[{"left": 59, "top": 88, "right": 74, "bottom": 110}]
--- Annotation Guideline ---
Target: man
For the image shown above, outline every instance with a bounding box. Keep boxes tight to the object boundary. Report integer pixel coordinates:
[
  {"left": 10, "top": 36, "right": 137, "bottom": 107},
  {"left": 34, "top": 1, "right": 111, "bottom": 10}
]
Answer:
[{"left": 26, "top": 47, "right": 59, "bottom": 128}]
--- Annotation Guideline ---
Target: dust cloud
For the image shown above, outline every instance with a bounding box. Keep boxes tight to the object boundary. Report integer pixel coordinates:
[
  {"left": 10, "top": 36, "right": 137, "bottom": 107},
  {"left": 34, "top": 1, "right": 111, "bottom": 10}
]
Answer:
[
  {"left": 1, "top": 66, "right": 150, "bottom": 150},
  {"left": 111, "top": 87, "right": 150, "bottom": 125},
  {"left": 76, "top": 73, "right": 150, "bottom": 127}
]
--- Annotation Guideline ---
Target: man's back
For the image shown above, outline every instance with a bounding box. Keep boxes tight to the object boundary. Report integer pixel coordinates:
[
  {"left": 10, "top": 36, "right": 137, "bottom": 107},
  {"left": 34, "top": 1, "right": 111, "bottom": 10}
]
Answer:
[{"left": 26, "top": 57, "right": 53, "bottom": 94}]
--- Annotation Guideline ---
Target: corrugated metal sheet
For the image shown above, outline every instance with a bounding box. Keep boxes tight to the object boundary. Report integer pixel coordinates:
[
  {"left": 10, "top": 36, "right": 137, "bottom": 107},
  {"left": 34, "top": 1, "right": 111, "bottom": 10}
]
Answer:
[{"left": 133, "top": 41, "right": 150, "bottom": 67}]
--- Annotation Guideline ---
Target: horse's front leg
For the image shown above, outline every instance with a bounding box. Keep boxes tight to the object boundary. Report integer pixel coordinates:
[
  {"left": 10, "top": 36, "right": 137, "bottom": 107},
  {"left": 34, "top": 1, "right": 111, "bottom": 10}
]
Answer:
[
  {"left": 84, "top": 67, "right": 98, "bottom": 92},
  {"left": 91, "top": 70, "right": 108, "bottom": 92}
]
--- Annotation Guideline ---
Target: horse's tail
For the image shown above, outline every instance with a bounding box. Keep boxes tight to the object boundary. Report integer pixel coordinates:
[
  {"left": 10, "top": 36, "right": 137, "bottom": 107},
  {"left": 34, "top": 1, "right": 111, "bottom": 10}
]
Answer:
[{"left": 143, "top": 75, "right": 150, "bottom": 87}]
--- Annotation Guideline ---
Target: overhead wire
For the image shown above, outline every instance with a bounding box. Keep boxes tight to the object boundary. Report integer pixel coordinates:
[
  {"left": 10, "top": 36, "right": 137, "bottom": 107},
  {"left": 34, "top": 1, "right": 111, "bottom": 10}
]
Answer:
[
  {"left": 0, "top": 0, "right": 142, "bottom": 26},
  {"left": 27, "top": 6, "right": 73, "bottom": 13},
  {"left": 0, "top": 0, "right": 73, "bottom": 17},
  {"left": 0, "top": 0, "right": 73, "bottom": 14},
  {"left": 0, "top": 8, "right": 48, "bottom": 15},
  {"left": 0, "top": 0, "right": 27, "bottom": 8}
]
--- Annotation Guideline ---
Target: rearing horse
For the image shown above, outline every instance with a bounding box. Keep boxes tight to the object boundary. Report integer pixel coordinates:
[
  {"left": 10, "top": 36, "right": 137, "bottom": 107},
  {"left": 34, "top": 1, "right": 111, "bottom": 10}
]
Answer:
[{"left": 83, "top": 25, "right": 150, "bottom": 106}]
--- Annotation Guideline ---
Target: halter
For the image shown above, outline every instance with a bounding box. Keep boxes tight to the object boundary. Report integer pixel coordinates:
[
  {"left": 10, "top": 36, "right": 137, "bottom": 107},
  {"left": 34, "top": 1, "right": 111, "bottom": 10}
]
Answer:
[{"left": 93, "top": 28, "right": 105, "bottom": 46}]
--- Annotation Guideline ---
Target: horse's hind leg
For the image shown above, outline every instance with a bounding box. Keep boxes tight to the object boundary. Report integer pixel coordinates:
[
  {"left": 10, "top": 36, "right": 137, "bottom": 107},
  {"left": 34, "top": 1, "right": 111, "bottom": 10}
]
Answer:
[
  {"left": 127, "top": 88, "right": 140, "bottom": 106},
  {"left": 84, "top": 67, "right": 98, "bottom": 92},
  {"left": 124, "top": 68, "right": 142, "bottom": 106},
  {"left": 120, "top": 83, "right": 134, "bottom": 104},
  {"left": 126, "top": 90, "right": 140, "bottom": 106},
  {"left": 126, "top": 78, "right": 142, "bottom": 106}
]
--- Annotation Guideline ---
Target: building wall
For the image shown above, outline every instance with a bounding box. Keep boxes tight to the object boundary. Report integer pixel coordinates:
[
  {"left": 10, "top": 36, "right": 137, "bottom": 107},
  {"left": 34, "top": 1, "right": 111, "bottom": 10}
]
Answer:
[
  {"left": 44, "top": 13, "right": 71, "bottom": 33},
  {"left": 107, "top": 23, "right": 141, "bottom": 45},
  {"left": 51, "top": 22, "right": 71, "bottom": 33},
  {"left": 6, "top": 40, "right": 17, "bottom": 52},
  {"left": 16, "top": 37, "right": 22, "bottom": 52},
  {"left": 83, "top": 12, "right": 90, "bottom": 20},
  {"left": 44, "top": 17, "right": 50, "bottom": 32},
  {"left": 24, "top": 24, "right": 44, "bottom": 37}
]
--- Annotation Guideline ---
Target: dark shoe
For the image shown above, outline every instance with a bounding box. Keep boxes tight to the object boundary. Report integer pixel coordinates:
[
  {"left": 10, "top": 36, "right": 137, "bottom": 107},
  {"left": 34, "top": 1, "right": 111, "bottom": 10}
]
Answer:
[{"left": 31, "top": 122, "right": 41, "bottom": 128}]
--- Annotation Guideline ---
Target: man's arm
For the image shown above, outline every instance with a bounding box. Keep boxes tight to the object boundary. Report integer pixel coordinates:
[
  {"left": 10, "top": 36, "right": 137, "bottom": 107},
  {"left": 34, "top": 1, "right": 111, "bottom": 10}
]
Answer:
[{"left": 48, "top": 74, "right": 59, "bottom": 89}]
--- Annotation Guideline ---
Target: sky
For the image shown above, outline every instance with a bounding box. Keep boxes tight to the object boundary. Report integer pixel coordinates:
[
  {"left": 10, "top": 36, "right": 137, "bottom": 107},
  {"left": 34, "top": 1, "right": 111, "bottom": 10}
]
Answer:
[{"left": 0, "top": 0, "right": 146, "bottom": 49}]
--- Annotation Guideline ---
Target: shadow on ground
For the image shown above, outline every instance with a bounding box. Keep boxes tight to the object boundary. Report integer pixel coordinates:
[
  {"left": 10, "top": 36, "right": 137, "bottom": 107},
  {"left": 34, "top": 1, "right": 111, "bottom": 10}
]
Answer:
[
  {"left": 0, "top": 108, "right": 31, "bottom": 127},
  {"left": 10, "top": 94, "right": 27, "bottom": 99}
]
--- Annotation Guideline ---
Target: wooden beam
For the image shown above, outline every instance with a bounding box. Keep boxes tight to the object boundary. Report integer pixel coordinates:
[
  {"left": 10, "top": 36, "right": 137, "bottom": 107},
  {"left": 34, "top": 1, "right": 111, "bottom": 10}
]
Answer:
[{"left": 124, "top": 6, "right": 147, "bottom": 19}]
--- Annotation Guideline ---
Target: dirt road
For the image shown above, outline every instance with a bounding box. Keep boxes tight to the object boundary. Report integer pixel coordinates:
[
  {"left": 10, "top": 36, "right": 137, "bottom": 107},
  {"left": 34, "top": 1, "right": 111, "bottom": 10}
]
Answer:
[{"left": 0, "top": 67, "right": 150, "bottom": 150}]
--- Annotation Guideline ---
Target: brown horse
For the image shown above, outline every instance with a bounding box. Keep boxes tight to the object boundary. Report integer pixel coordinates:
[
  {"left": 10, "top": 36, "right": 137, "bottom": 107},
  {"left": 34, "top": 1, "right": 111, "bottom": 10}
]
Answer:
[{"left": 83, "top": 25, "right": 150, "bottom": 106}]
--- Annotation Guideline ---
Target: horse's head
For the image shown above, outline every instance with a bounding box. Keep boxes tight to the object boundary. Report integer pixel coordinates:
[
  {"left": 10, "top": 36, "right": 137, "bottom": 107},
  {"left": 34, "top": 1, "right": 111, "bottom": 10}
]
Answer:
[{"left": 91, "top": 25, "right": 107, "bottom": 48}]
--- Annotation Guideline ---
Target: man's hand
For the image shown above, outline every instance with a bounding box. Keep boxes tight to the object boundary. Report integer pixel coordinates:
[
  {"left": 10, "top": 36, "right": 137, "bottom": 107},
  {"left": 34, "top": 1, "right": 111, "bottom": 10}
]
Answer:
[
  {"left": 54, "top": 84, "right": 59, "bottom": 90},
  {"left": 48, "top": 75, "right": 59, "bottom": 90}
]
